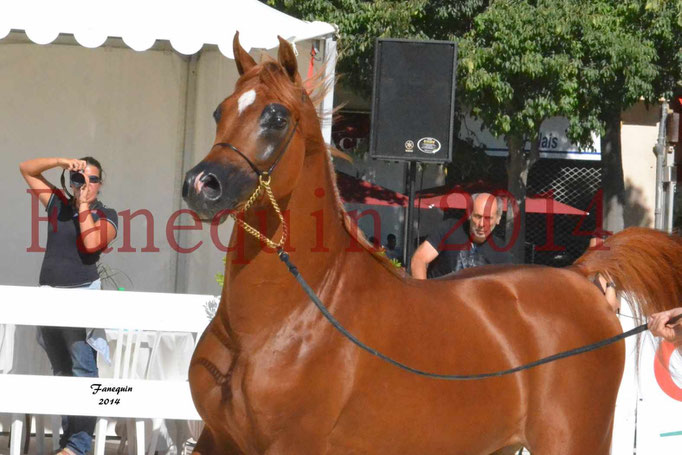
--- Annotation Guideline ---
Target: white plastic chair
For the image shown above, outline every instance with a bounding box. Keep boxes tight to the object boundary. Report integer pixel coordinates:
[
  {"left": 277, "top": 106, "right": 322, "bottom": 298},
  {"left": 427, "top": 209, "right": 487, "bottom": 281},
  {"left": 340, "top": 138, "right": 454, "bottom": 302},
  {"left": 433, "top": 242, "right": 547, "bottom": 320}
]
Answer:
[
  {"left": 102, "top": 328, "right": 147, "bottom": 455},
  {"left": 126, "top": 331, "right": 198, "bottom": 455},
  {"left": 113, "top": 329, "right": 193, "bottom": 455}
]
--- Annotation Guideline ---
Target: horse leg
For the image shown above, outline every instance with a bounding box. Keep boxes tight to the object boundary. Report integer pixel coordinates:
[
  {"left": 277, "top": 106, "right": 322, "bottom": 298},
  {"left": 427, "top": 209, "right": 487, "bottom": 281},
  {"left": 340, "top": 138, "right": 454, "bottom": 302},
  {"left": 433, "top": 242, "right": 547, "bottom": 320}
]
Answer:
[
  {"left": 528, "top": 432, "right": 611, "bottom": 455},
  {"left": 490, "top": 445, "right": 524, "bottom": 455},
  {"left": 193, "top": 427, "right": 244, "bottom": 455},
  {"left": 524, "top": 403, "right": 614, "bottom": 455},
  {"left": 192, "top": 428, "right": 218, "bottom": 455}
]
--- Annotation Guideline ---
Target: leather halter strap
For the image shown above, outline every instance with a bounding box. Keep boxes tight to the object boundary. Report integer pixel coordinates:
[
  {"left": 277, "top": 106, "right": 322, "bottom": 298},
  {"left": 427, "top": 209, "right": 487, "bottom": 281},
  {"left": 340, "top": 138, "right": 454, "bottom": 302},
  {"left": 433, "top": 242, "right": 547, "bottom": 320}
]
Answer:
[
  {"left": 209, "top": 114, "right": 299, "bottom": 250},
  {"left": 213, "top": 88, "right": 306, "bottom": 178},
  {"left": 212, "top": 118, "right": 298, "bottom": 178}
]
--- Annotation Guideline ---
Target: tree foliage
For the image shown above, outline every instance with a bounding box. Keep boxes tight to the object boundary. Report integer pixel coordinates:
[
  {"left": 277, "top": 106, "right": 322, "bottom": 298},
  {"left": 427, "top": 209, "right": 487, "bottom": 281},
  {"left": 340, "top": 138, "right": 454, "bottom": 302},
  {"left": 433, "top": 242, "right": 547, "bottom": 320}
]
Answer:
[
  {"left": 265, "top": 0, "right": 428, "bottom": 97},
  {"left": 264, "top": 0, "right": 493, "bottom": 96},
  {"left": 458, "top": 0, "right": 662, "bottom": 257},
  {"left": 413, "top": 0, "right": 490, "bottom": 40},
  {"left": 460, "top": 0, "right": 658, "bottom": 149},
  {"left": 624, "top": 0, "right": 682, "bottom": 99},
  {"left": 266, "top": 0, "right": 682, "bottom": 255}
]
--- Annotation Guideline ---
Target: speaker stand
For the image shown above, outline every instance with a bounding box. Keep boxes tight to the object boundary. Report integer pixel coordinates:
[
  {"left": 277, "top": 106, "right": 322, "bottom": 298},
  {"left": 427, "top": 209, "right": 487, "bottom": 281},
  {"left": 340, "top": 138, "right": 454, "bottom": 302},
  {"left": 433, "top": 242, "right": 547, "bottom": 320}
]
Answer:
[{"left": 402, "top": 161, "right": 417, "bottom": 270}]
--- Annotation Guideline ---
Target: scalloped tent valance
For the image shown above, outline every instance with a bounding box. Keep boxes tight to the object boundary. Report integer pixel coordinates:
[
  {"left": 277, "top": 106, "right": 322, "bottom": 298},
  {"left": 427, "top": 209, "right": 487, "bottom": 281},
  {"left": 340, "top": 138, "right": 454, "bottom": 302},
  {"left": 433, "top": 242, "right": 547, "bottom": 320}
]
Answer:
[
  {"left": 0, "top": 0, "right": 336, "bottom": 57},
  {"left": 0, "top": 0, "right": 338, "bottom": 294}
]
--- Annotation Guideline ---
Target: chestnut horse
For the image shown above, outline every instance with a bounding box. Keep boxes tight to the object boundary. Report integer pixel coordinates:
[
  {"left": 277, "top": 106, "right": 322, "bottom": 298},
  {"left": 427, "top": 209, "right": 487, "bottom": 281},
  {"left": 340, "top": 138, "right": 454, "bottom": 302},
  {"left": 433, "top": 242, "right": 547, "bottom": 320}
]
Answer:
[{"left": 182, "top": 34, "right": 682, "bottom": 455}]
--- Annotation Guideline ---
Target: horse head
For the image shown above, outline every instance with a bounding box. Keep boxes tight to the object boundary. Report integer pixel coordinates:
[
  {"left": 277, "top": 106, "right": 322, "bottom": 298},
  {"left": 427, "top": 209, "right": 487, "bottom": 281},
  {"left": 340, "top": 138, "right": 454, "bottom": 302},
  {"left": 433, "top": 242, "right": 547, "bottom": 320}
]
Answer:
[{"left": 183, "top": 33, "right": 321, "bottom": 222}]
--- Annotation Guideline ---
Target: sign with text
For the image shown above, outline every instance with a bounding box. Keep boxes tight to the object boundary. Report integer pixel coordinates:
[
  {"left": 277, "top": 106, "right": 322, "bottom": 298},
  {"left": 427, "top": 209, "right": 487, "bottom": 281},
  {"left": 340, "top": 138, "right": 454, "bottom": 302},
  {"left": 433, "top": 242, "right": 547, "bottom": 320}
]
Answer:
[{"left": 462, "top": 116, "right": 601, "bottom": 161}]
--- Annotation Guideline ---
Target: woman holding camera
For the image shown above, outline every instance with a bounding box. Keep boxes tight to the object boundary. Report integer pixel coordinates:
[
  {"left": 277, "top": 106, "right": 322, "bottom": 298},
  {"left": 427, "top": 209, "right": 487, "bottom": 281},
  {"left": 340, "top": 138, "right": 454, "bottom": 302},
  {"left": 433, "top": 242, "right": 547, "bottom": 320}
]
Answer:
[{"left": 19, "top": 156, "right": 117, "bottom": 455}]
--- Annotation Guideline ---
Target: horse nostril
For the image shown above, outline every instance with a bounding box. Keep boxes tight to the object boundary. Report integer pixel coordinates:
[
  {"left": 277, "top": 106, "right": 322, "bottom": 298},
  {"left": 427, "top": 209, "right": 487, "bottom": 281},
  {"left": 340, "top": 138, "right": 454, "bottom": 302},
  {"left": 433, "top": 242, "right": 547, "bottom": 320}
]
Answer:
[{"left": 201, "top": 173, "right": 222, "bottom": 200}]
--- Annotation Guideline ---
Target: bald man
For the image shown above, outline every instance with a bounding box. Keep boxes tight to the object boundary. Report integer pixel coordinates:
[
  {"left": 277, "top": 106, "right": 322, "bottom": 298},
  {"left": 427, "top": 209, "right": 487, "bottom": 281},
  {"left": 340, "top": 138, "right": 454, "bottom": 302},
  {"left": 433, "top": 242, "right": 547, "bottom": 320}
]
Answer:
[{"left": 411, "top": 193, "right": 515, "bottom": 279}]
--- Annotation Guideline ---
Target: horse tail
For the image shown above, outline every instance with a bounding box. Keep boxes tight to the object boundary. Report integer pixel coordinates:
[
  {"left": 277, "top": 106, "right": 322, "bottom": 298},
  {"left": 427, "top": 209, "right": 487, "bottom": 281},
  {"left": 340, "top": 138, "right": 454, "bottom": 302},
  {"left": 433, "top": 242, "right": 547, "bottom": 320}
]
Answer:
[{"left": 571, "top": 227, "right": 682, "bottom": 323}]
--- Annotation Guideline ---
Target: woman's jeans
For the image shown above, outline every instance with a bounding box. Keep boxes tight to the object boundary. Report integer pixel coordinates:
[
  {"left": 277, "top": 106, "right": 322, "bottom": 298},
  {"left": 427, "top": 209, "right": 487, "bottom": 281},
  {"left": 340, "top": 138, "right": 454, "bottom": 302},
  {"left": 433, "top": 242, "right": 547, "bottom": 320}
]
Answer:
[{"left": 38, "top": 279, "right": 101, "bottom": 455}]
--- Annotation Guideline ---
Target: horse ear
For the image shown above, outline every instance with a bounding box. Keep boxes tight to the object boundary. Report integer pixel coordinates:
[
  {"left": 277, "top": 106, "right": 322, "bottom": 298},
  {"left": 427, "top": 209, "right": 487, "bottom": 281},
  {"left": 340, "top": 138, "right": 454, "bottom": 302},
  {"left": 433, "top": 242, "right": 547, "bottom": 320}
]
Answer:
[
  {"left": 233, "top": 32, "right": 256, "bottom": 76},
  {"left": 277, "top": 36, "right": 299, "bottom": 83}
]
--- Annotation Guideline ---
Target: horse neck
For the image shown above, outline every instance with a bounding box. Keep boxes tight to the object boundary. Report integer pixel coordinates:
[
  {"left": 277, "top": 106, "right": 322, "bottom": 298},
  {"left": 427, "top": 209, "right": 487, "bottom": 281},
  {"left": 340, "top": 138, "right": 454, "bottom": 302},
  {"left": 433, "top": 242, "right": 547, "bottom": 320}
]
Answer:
[{"left": 220, "top": 144, "right": 352, "bottom": 334}]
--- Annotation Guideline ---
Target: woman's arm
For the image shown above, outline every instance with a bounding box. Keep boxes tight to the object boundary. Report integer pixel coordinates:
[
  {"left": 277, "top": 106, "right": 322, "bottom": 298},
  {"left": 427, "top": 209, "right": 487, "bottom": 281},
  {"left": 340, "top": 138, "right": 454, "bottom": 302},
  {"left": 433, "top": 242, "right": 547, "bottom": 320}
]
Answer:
[
  {"left": 76, "top": 184, "right": 116, "bottom": 253},
  {"left": 19, "top": 157, "right": 86, "bottom": 207}
]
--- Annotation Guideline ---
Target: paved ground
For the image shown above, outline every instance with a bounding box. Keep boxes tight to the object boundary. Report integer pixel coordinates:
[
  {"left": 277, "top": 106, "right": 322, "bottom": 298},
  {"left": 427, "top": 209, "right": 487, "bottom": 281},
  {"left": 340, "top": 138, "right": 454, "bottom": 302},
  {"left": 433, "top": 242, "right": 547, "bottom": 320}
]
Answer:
[
  {"left": 0, "top": 433, "right": 197, "bottom": 455},
  {"left": 0, "top": 433, "right": 123, "bottom": 454},
  {"left": 0, "top": 433, "right": 531, "bottom": 455}
]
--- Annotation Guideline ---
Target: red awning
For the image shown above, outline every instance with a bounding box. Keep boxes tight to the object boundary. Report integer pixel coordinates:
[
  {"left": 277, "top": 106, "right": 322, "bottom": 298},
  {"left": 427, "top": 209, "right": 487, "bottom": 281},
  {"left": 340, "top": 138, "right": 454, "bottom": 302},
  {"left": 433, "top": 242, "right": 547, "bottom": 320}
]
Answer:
[
  {"left": 521, "top": 198, "right": 588, "bottom": 215},
  {"left": 415, "top": 187, "right": 588, "bottom": 216},
  {"left": 336, "top": 172, "right": 408, "bottom": 207},
  {"left": 337, "top": 175, "right": 588, "bottom": 216}
]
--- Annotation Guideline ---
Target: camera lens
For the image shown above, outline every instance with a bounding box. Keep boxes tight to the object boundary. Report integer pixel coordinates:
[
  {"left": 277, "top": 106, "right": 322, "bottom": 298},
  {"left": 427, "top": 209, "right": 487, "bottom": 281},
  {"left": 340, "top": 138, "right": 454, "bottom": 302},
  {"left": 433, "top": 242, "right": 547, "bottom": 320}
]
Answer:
[{"left": 70, "top": 171, "right": 85, "bottom": 189}]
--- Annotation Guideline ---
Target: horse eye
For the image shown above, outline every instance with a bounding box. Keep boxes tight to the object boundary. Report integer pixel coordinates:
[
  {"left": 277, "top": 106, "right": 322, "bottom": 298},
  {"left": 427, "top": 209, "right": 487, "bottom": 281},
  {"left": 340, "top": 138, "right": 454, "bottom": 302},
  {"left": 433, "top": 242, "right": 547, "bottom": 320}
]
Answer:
[
  {"left": 213, "top": 107, "right": 221, "bottom": 124},
  {"left": 273, "top": 116, "right": 288, "bottom": 130},
  {"left": 261, "top": 103, "right": 290, "bottom": 131}
]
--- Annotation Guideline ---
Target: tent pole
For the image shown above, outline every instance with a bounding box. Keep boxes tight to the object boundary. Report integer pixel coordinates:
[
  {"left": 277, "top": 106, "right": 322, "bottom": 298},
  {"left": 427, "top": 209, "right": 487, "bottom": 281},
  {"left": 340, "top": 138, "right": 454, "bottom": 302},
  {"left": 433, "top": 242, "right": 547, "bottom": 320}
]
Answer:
[
  {"left": 174, "top": 53, "right": 200, "bottom": 294},
  {"left": 319, "top": 36, "right": 337, "bottom": 145},
  {"left": 403, "top": 162, "right": 417, "bottom": 270},
  {"left": 654, "top": 100, "right": 668, "bottom": 230}
]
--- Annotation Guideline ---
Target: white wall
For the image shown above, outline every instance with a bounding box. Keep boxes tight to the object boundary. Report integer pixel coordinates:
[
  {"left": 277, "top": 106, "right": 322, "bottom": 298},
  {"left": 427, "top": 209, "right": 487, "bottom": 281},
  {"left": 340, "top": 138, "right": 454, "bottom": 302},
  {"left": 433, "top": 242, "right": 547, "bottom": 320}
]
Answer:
[
  {"left": 621, "top": 102, "right": 660, "bottom": 228},
  {"left": 0, "top": 33, "right": 324, "bottom": 295},
  {"left": 1, "top": 36, "right": 187, "bottom": 292}
]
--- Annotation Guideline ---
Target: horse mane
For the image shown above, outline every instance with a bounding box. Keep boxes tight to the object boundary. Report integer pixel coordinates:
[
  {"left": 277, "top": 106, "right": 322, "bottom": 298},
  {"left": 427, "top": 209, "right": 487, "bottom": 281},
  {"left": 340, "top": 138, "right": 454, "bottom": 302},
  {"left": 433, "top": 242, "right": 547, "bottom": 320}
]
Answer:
[
  {"left": 314, "top": 97, "right": 404, "bottom": 276},
  {"left": 572, "top": 227, "right": 682, "bottom": 323},
  {"left": 250, "top": 53, "right": 402, "bottom": 274},
  {"left": 308, "top": 68, "right": 405, "bottom": 275}
]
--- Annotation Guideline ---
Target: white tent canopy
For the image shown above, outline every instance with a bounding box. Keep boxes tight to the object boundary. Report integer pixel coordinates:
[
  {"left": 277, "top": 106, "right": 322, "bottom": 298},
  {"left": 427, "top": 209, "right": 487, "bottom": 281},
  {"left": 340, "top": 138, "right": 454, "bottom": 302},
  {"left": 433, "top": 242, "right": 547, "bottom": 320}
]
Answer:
[
  {"left": 0, "top": 0, "right": 336, "bottom": 57},
  {"left": 0, "top": 0, "right": 337, "bottom": 295}
]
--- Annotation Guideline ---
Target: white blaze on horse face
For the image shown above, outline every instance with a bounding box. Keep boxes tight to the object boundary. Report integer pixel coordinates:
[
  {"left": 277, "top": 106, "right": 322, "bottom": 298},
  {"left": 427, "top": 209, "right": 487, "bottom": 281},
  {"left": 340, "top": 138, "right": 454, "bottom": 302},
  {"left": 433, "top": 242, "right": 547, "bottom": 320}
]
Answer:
[
  {"left": 258, "top": 144, "right": 276, "bottom": 160},
  {"left": 238, "top": 89, "right": 257, "bottom": 116}
]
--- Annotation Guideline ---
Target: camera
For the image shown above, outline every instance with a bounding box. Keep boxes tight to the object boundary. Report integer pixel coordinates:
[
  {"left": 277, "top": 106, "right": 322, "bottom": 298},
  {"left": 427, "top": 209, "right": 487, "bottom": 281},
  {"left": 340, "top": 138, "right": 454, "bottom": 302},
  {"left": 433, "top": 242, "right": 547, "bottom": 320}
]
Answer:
[{"left": 69, "top": 171, "right": 86, "bottom": 189}]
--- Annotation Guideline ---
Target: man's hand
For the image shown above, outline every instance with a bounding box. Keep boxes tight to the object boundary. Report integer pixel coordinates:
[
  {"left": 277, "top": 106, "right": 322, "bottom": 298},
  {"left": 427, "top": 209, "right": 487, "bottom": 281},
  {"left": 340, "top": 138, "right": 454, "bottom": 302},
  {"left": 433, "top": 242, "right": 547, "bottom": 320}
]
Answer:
[{"left": 649, "top": 308, "right": 682, "bottom": 343}]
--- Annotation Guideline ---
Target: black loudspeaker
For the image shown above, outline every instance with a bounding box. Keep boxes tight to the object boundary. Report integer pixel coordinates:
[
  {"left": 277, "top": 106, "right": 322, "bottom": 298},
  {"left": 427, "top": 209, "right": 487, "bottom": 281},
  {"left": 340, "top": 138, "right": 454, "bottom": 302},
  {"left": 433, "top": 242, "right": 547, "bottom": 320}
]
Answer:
[{"left": 369, "top": 38, "right": 457, "bottom": 163}]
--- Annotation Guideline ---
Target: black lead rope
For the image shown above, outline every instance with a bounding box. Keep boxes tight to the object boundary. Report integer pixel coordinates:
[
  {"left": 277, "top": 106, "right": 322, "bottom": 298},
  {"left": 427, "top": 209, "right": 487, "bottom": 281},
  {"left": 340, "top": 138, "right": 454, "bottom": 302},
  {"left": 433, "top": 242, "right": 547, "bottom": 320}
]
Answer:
[{"left": 278, "top": 250, "right": 679, "bottom": 380}]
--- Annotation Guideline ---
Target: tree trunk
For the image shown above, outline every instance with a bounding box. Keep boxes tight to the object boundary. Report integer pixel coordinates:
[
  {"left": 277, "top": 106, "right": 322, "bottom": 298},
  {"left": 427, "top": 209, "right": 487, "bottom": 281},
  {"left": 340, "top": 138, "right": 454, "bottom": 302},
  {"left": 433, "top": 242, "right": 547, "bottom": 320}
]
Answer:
[
  {"left": 600, "top": 111, "right": 625, "bottom": 234},
  {"left": 505, "top": 134, "right": 539, "bottom": 263}
]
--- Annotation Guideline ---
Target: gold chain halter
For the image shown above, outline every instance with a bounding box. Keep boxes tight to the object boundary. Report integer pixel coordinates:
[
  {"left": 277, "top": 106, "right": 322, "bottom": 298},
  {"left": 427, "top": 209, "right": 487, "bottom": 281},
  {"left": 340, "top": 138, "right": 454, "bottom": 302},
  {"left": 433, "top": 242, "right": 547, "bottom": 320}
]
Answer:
[
  {"left": 230, "top": 173, "right": 287, "bottom": 250},
  {"left": 213, "top": 113, "right": 300, "bottom": 250}
]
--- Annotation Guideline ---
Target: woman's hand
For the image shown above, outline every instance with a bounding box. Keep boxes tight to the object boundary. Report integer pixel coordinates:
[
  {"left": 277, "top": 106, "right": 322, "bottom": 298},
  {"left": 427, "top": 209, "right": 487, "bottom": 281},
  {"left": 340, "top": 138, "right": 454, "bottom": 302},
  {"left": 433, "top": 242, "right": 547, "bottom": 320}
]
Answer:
[
  {"left": 75, "top": 180, "right": 91, "bottom": 210},
  {"left": 57, "top": 158, "right": 87, "bottom": 172},
  {"left": 649, "top": 308, "right": 682, "bottom": 343}
]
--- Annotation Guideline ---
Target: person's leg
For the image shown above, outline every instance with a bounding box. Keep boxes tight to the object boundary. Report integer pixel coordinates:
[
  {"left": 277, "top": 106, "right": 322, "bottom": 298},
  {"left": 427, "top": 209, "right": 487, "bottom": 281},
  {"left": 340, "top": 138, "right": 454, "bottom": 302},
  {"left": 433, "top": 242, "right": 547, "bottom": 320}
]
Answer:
[
  {"left": 52, "top": 280, "right": 103, "bottom": 454},
  {"left": 37, "top": 326, "right": 73, "bottom": 447},
  {"left": 37, "top": 326, "right": 71, "bottom": 376},
  {"left": 61, "top": 327, "right": 98, "bottom": 455}
]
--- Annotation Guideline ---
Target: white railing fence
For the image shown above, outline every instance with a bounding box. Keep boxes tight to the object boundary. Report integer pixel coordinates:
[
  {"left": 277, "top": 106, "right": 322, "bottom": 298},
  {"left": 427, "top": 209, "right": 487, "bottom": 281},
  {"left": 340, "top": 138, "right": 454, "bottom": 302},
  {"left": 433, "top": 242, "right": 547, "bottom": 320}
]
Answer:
[
  {"left": 0, "top": 285, "right": 215, "bottom": 455},
  {"left": 1, "top": 287, "right": 681, "bottom": 454}
]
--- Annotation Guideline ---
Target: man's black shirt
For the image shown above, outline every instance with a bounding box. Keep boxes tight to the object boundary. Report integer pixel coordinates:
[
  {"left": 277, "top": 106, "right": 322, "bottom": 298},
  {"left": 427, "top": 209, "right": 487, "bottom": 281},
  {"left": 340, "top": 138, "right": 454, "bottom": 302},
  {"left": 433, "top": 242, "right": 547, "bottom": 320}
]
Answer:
[{"left": 426, "top": 218, "right": 514, "bottom": 278}]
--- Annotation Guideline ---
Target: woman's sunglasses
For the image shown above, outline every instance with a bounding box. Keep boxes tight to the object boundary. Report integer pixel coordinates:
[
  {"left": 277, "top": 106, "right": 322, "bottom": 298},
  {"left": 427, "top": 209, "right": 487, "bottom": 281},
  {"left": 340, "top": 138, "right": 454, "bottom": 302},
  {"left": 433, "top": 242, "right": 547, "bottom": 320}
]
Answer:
[{"left": 70, "top": 171, "right": 101, "bottom": 188}]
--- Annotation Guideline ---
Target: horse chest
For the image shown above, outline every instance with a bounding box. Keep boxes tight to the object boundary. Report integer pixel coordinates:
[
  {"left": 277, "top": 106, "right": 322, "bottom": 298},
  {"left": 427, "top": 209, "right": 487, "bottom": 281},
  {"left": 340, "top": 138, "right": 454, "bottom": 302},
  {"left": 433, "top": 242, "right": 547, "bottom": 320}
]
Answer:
[{"left": 226, "top": 331, "right": 352, "bottom": 444}]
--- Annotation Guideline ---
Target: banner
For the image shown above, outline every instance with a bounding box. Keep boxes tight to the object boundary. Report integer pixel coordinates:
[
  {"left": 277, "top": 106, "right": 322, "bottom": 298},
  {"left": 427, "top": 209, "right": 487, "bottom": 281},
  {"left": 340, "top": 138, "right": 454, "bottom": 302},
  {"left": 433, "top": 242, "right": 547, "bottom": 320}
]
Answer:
[{"left": 462, "top": 116, "right": 601, "bottom": 161}]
